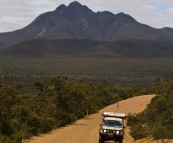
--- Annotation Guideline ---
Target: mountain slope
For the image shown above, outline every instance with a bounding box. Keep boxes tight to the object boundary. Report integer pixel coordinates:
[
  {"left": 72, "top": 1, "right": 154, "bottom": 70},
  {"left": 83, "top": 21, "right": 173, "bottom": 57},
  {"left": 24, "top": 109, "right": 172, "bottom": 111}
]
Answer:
[
  {"left": 0, "top": 39, "right": 105, "bottom": 57},
  {"left": 1, "top": 39, "right": 173, "bottom": 58},
  {"left": 0, "top": 1, "right": 173, "bottom": 48},
  {"left": 103, "top": 39, "right": 173, "bottom": 58}
]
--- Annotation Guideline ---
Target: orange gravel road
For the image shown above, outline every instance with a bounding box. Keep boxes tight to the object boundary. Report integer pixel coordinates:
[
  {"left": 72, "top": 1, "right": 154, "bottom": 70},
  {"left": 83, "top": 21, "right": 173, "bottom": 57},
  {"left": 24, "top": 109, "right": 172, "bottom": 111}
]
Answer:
[{"left": 26, "top": 94, "right": 155, "bottom": 143}]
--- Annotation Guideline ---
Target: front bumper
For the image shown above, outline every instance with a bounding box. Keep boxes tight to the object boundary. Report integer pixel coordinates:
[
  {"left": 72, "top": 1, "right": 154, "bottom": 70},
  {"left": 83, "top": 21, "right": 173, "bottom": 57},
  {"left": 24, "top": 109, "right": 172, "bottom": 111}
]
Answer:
[{"left": 99, "top": 129, "right": 123, "bottom": 140}]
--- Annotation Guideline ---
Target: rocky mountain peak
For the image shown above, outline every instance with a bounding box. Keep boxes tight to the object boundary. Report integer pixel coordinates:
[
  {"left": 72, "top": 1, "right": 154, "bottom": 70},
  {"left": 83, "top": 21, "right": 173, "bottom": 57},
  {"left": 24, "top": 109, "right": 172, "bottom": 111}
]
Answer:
[
  {"left": 56, "top": 4, "right": 67, "bottom": 11},
  {"left": 68, "top": 1, "right": 82, "bottom": 8},
  {"left": 68, "top": 1, "right": 92, "bottom": 12},
  {"left": 116, "top": 12, "right": 137, "bottom": 22}
]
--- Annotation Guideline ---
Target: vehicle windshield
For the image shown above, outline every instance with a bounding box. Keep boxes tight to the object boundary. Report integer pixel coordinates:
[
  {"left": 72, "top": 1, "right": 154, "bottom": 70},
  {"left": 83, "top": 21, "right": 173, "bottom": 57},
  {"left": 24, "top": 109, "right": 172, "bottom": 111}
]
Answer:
[{"left": 103, "top": 119, "right": 122, "bottom": 128}]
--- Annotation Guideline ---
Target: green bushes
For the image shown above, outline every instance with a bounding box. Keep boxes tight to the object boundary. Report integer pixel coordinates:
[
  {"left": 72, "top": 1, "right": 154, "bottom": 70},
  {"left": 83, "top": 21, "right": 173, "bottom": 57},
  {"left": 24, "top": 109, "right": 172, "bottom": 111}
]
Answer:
[
  {"left": 127, "top": 77, "right": 173, "bottom": 140},
  {"left": 130, "top": 124, "right": 149, "bottom": 140},
  {"left": 0, "top": 136, "right": 11, "bottom": 143},
  {"left": 127, "top": 113, "right": 149, "bottom": 140},
  {"left": 0, "top": 74, "right": 148, "bottom": 142},
  {"left": 1, "top": 121, "right": 16, "bottom": 136},
  {"left": 40, "top": 117, "right": 56, "bottom": 133},
  {"left": 127, "top": 114, "right": 139, "bottom": 126}
]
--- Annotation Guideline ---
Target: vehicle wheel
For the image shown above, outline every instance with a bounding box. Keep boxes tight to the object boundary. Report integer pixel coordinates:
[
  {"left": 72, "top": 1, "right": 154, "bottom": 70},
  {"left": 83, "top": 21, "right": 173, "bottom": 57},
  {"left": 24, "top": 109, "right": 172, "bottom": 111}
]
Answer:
[
  {"left": 118, "top": 138, "right": 123, "bottom": 143},
  {"left": 99, "top": 136, "right": 104, "bottom": 143}
]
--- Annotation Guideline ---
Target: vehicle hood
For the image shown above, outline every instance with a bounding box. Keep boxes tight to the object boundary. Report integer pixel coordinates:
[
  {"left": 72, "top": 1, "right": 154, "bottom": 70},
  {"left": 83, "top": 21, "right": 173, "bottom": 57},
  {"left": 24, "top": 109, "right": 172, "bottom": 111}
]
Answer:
[{"left": 102, "top": 126, "right": 123, "bottom": 130}]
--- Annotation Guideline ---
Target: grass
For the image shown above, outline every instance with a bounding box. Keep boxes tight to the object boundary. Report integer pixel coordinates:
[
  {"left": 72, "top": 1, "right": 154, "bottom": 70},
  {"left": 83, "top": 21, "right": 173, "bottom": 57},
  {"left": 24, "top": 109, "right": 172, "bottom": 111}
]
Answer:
[{"left": 1, "top": 57, "right": 173, "bottom": 86}]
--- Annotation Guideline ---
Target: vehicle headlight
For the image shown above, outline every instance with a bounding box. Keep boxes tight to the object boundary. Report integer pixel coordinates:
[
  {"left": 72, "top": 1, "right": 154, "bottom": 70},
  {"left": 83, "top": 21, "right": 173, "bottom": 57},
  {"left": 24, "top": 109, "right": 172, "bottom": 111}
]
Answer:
[
  {"left": 100, "top": 129, "right": 107, "bottom": 133},
  {"left": 116, "top": 130, "right": 123, "bottom": 135}
]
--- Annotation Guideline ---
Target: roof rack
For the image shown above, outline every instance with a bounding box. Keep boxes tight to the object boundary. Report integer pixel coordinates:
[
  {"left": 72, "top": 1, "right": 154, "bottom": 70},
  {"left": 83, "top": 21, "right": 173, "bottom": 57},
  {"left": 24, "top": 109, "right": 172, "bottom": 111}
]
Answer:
[{"left": 102, "top": 112, "right": 126, "bottom": 119}]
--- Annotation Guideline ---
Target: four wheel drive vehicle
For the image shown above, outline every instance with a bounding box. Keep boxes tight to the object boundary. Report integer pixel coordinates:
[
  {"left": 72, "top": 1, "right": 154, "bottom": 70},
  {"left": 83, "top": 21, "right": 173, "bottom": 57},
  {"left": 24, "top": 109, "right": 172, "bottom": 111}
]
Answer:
[{"left": 99, "top": 112, "right": 126, "bottom": 143}]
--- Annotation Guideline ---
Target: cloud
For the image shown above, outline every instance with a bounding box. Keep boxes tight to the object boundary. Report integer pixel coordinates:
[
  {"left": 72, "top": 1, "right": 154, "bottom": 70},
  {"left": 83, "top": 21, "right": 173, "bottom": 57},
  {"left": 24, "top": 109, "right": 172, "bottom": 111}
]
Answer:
[
  {"left": 165, "top": 8, "right": 173, "bottom": 17},
  {"left": 0, "top": 0, "right": 173, "bottom": 32}
]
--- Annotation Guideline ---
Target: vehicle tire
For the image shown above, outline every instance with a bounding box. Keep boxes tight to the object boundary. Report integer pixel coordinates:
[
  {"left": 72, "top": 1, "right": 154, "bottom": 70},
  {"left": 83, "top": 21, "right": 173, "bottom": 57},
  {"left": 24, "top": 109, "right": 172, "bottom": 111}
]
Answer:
[
  {"left": 118, "top": 138, "right": 123, "bottom": 143},
  {"left": 99, "top": 136, "right": 104, "bottom": 143}
]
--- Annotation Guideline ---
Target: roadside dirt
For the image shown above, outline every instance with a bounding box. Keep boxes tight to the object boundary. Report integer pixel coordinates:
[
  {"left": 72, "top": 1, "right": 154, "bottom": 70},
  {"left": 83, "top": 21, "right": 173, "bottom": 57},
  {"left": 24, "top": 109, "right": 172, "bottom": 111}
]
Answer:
[{"left": 25, "top": 94, "right": 172, "bottom": 143}]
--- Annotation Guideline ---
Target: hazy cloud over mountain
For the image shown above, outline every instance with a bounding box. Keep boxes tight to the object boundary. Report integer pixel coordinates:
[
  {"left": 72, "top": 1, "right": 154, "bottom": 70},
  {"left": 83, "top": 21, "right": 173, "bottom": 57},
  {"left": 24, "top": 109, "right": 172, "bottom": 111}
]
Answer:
[{"left": 0, "top": 0, "right": 173, "bottom": 32}]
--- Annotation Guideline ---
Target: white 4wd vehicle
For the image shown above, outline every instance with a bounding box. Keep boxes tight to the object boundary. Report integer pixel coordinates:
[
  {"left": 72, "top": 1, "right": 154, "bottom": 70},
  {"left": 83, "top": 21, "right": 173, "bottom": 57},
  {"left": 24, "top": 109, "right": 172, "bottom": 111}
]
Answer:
[{"left": 99, "top": 112, "right": 126, "bottom": 143}]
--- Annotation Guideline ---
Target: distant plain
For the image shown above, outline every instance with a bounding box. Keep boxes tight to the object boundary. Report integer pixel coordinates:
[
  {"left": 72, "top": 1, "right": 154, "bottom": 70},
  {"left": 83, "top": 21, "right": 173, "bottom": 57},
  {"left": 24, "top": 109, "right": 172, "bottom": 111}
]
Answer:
[{"left": 1, "top": 56, "right": 173, "bottom": 86}]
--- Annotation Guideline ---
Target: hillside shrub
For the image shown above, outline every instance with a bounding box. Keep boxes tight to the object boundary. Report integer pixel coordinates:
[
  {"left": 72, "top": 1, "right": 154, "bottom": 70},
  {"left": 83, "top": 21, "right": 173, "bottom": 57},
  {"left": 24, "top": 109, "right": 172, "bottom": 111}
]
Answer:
[
  {"left": 128, "top": 77, "right": 173, "bottom": 140},
  {"left": 0, "top": 74, "right": 149, "bottom": 142},
  {"left": 2, "top": 121, "right": 16, "bottom": 136},
  {"left": 130, "top": 124, "right": 149, "bottom": 140}
]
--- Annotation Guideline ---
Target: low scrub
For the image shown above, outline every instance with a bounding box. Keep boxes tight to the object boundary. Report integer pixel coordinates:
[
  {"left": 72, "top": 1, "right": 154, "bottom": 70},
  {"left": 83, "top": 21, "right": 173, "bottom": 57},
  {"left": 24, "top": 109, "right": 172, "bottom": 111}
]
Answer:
[
  {"left": 0, "top": 74, "right": 149, "bottom": 142},
  {"left": 127, "top": 77, "right": 173, "bottom": 140}
]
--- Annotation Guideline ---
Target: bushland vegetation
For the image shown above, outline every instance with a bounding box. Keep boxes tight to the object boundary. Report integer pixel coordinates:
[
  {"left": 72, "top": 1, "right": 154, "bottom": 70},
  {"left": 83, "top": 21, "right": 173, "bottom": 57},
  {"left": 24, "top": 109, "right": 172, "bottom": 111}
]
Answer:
[
  {"left": 0, "top": 74, "right": 149, "bottom": 143},
  {"left": 1, "top": 57, "right": 173, "bottom": 86},
  {"left": 127, "top": 77, "right": 173, "bottom": 140}
]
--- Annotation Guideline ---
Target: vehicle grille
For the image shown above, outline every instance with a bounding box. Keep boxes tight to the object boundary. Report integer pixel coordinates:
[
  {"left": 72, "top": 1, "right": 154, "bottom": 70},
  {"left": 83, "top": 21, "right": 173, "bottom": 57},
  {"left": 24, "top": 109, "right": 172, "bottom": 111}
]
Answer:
[{"left": 108, "top": 130, "right": 114, "bottom": 133}]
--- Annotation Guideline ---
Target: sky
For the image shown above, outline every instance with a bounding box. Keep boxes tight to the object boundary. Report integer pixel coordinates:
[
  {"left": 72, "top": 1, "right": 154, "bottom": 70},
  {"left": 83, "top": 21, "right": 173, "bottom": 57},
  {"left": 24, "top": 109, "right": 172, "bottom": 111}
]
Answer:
[{"left": 0, "top": 0, "right": 173, "bottom": 33}]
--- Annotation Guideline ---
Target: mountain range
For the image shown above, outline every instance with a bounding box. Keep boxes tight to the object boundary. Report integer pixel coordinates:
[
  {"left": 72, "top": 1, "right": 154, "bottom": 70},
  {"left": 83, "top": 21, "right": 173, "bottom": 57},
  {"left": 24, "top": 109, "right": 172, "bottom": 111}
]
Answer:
[
  {"left": 1, "top": 1, "right": 173, "bottom": 49},
  {"left": 1, "top": 39, "right": 173, "bottom": 58}
]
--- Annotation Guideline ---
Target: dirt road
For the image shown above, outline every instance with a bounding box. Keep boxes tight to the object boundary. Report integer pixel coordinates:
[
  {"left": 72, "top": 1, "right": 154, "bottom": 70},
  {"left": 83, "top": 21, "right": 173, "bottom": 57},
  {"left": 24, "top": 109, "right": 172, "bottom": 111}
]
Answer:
[{"left": 26, "top": 94, "right": 155, "bottom": 143}]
